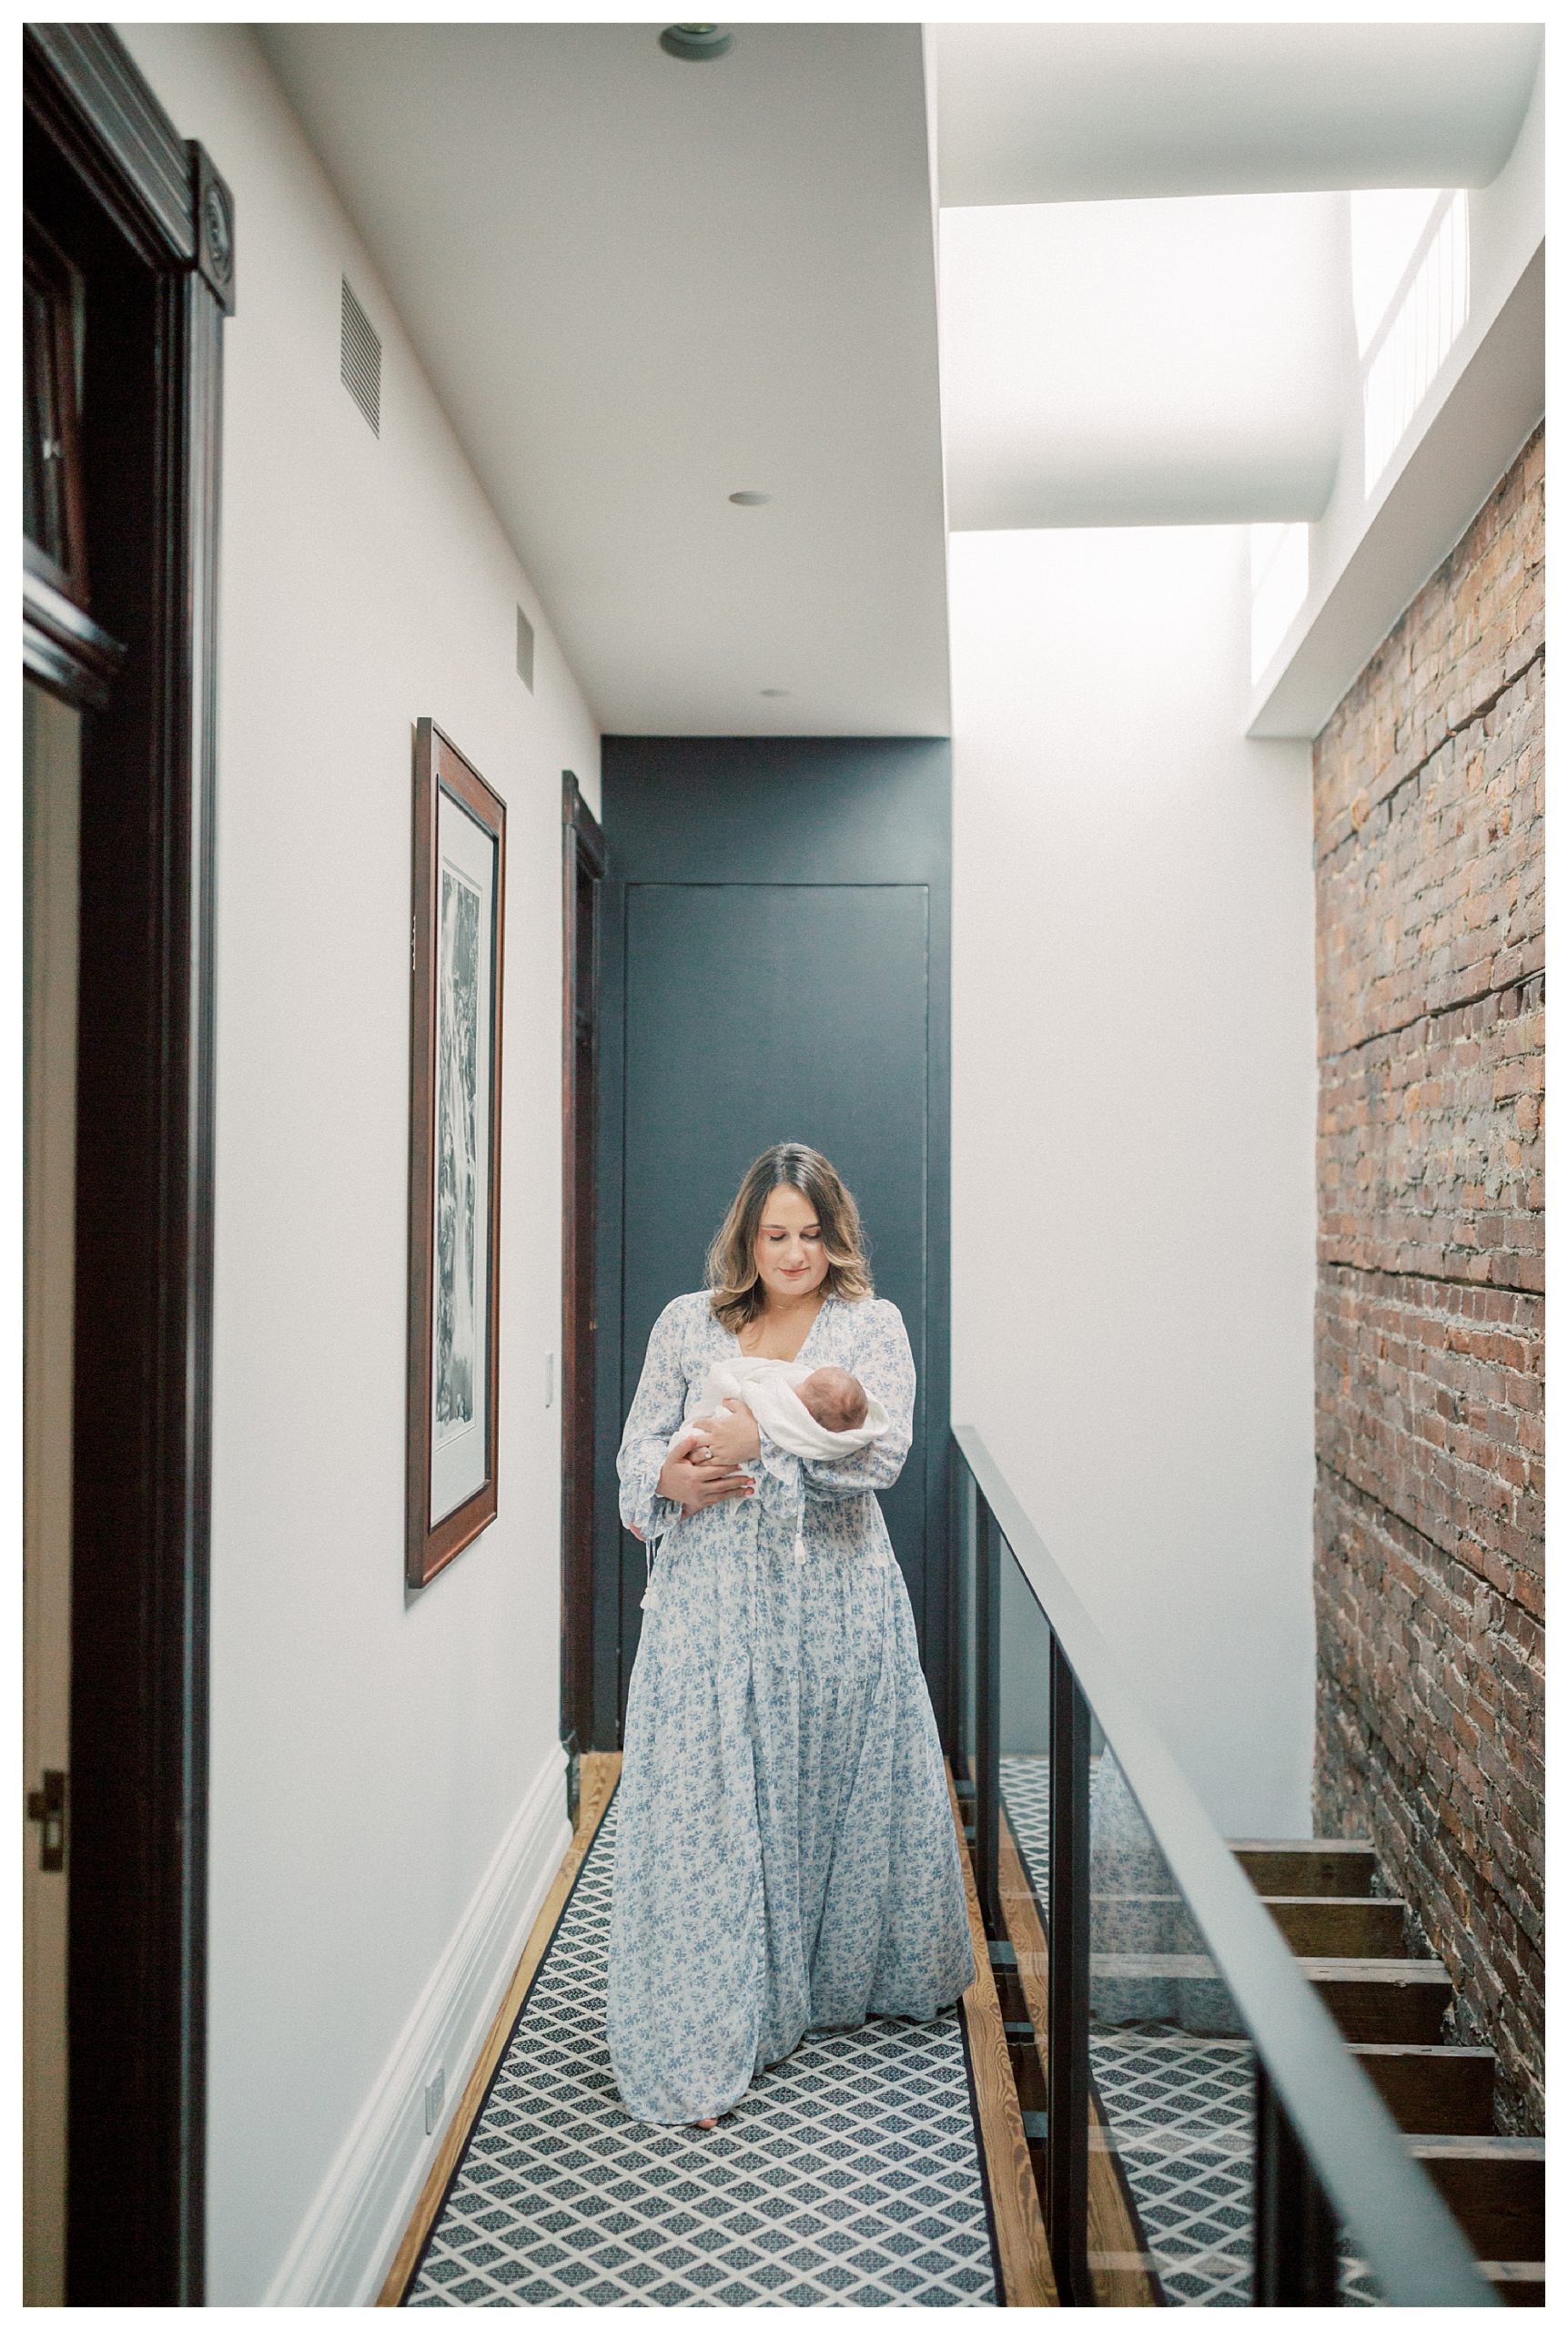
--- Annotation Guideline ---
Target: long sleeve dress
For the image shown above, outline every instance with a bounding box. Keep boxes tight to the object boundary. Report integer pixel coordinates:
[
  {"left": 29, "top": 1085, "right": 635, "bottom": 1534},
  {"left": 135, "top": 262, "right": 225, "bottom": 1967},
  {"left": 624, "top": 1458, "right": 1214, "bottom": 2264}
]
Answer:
[{"left": 606, "top": 1291, "right": 975, "bottom": 2126}]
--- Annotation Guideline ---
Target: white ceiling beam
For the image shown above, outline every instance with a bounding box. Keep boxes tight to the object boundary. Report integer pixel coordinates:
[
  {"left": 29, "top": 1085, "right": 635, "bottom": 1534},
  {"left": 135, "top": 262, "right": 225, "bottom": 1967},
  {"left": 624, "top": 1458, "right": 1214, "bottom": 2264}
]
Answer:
[
  {"left": 936, "top": 25, "right": 1543, "bottom": 208},
  {"left": 1247, "top": 243, "right": 1543, "bottom": 742}
]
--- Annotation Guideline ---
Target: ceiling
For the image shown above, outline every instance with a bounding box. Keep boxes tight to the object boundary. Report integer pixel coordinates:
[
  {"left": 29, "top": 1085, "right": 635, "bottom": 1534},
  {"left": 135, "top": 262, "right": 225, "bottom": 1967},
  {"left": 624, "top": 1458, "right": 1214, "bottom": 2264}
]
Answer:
[
  {"left": 935, "top": 21, "right": 1542, "bottom": 535},
  {"left": 941, "top": 192, "right": 1347, "bottom": 532},
  {"left": 259, "top": 22, "right": 1543, "bottom": 726},
  {"left": 259, "top": 23, "right": 950, "bottom": 738},
  {"left": 934, "top": 24, "right": 1543, "bottom": 207}
]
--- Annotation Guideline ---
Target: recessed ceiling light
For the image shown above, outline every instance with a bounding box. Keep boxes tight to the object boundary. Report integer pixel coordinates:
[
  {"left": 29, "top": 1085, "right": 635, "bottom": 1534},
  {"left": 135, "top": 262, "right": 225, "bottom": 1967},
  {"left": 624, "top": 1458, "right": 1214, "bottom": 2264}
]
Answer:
[
  {"left": 660, "top": 25, "right": 733, "bottom": 62},
  {"left": 760, "top": 688, "right": 789, "bottom": 698},
  {"left": 728, "top": 490, "right": 770, "bottom": 506}
]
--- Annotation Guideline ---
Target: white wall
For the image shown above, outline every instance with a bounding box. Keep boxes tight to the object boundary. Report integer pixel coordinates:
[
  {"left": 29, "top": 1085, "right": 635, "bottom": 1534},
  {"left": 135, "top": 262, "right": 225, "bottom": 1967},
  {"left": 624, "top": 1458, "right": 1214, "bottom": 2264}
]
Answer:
[
  {"left": 950, "top": 524, "right": 1316, "bottom": 1835},
  {"left": 116, "top": 25, "right": 599, "bottom": 2305}
]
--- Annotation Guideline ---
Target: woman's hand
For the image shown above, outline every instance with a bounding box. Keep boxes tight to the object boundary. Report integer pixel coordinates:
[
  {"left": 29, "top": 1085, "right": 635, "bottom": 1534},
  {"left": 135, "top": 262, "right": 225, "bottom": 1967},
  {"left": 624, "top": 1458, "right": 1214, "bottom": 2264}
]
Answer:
[
  {"left": 657, "top": 1428, "right": 755, "bottom": 1514},
  {"left": 701, "top": 1398, "right": 761, "bottom": 1466}
]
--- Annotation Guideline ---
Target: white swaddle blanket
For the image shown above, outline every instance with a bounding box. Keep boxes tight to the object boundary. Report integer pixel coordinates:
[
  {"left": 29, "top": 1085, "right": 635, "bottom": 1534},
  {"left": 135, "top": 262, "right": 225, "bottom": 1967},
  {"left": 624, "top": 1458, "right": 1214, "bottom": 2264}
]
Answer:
[
  {"left": 642, "top": 1357, "right": 892, "bottom": 1606},
  {"left": 676, "top": 1355, "right": 891, "bottom": 1466}
]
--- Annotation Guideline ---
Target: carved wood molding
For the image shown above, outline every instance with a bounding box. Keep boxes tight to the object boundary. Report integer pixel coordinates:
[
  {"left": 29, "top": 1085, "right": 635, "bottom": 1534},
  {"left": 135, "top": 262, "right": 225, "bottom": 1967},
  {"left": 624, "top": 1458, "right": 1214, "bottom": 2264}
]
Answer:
[
  {"left": 191, "top": 138, "right": 236, "bottom": 315},
  {"left": 25, "top": 25, "right": 234, "bottom": 309}
]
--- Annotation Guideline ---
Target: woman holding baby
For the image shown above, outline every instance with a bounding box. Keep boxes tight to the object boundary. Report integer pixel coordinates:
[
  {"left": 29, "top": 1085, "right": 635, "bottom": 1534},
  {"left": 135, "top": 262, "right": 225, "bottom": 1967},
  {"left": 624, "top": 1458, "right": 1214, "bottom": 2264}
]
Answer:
[{"left": 606, "top": 1142, "right": 973, "bottom": 2127}]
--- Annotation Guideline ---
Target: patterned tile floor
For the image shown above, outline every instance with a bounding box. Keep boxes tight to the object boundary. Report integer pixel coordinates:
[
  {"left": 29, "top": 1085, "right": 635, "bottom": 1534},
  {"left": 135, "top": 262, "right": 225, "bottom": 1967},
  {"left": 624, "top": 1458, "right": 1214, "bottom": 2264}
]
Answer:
[
  {"left": 1087, "top": 2023, "right": 1257, "bottom": 2305},
  {"left": 1001, "top": 1757, "right": 1378, "bottom": 2307},
  {"left": 407, "top": 1792, "right": 998, "bottom": 2307}
]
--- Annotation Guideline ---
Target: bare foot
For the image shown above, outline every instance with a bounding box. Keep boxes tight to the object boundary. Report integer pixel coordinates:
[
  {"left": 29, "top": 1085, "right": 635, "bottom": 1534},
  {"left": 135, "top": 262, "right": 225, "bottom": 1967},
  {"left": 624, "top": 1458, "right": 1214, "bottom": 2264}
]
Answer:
[{"left": 693, "top": 2116, "right": 718, "bottom": 2130}]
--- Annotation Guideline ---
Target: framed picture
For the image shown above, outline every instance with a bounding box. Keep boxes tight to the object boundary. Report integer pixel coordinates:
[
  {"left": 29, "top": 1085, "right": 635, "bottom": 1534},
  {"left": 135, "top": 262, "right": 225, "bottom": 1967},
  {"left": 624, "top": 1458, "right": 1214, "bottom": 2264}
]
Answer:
[{"left": 407, "top": 720, "right": 506, "bottom": 1586}]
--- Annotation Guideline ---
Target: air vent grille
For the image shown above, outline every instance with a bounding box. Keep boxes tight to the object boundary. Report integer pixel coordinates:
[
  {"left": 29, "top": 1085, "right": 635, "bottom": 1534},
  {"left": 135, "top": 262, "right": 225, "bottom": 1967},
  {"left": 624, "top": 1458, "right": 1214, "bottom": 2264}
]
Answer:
[
  {"left": 516, "top": 606, "right": 536, "bottom": 692},
  {"left": 339, "top": 278, "right": 380, "bottom": 436}
]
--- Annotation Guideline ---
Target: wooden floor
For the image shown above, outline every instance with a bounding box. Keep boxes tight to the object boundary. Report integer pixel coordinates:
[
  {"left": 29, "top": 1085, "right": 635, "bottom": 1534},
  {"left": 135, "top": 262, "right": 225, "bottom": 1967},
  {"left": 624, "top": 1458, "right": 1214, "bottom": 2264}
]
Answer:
[
  {"left": 996, "top": 1804, "right": 1159, "bottom": 2305},
  {"left": 378, "top": 1750, "right": 1057, "bottom": 2307},
  {"left": 946, "top": 1774, "right": 1058, "bottom": 2305}
]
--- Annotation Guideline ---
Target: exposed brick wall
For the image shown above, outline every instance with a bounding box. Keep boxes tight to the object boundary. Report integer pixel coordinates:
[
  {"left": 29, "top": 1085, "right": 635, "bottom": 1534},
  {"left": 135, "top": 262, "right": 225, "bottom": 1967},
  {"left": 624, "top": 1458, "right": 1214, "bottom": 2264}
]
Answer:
[{"left": 1312, "top": 426, "right": 1544, "bottom": 2134}]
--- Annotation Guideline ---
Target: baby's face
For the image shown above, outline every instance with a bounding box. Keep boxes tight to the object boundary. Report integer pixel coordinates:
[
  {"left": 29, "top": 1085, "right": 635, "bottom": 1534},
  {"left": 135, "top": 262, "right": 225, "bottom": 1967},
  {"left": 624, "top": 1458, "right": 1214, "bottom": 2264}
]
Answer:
[{"left": 797, "top": 1365, "right": 868, "bottom": 1432}]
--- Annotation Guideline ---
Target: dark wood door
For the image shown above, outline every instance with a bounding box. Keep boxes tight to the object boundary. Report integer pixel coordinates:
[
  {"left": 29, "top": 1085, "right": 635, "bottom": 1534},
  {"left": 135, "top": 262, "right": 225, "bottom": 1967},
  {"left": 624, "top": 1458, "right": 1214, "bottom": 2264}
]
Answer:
[
  {"left": 25, "top": 28, "right": 232, "bottom": 2302},
  {"left": 595, "top": 738, "right": 952, "bottom": 1747}
]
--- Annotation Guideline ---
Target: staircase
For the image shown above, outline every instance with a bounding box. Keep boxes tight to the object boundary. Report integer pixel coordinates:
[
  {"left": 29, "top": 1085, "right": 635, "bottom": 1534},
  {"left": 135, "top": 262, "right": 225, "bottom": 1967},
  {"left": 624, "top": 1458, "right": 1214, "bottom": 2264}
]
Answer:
[{"left": 1229, "top": 1837, "right": 1545, "bottom": 2306}]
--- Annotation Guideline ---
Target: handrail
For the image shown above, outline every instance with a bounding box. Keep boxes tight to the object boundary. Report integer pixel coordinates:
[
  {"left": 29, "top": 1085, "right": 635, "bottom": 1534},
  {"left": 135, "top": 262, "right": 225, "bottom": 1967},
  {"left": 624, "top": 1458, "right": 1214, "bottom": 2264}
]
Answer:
[{"left": 953, "top": 1425, "right": 1498, "bottom": 2308}]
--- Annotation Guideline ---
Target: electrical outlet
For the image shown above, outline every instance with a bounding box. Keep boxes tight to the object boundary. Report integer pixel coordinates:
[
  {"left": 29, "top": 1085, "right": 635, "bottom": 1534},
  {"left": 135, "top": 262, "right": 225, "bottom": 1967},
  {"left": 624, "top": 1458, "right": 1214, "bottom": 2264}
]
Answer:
[
  {"left": 544, "top": 1351, "right": 556, "bottom": 1409},
  {"left": 423, "top": 2065, "right": 445, "bottom": 2136}
]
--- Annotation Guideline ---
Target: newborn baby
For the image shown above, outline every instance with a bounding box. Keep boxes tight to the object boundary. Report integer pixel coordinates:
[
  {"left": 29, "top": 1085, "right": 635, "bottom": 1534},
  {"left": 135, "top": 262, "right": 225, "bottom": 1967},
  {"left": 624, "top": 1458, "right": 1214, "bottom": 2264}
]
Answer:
[
  {"left": 669, "top": 1355, "right": 885, "bottom": 1474},
  {"left": 786, "top": 1364, "right": 869, "bottom": 1434},
  {"left": 641, "top": 1355, "right": 894, "bottom": 1605}
]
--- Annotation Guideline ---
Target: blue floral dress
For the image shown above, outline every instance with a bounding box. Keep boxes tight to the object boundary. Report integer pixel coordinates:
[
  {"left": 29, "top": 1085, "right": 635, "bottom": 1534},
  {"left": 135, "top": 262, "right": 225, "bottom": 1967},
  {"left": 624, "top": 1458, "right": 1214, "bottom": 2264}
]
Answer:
[{"left": 606, "top": 1291, "right": 974, "bottom": 2125}]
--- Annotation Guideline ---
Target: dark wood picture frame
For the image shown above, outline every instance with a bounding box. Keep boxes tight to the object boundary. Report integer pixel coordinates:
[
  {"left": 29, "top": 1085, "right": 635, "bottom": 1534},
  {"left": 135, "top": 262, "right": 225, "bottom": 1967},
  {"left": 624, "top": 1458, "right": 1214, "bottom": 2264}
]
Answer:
[{"left": 407, "top": 720, "right": 507, "bottom": 1587}]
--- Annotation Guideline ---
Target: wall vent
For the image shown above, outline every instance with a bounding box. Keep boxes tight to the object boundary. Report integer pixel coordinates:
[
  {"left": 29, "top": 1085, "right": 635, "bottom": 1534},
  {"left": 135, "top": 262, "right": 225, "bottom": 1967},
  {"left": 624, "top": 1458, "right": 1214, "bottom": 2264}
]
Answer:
[
  {"left": 339, "top": 277, "right": 381, "bottom": 436},
  {"left": 516, "top": 605, "right": 535, "bottom": 693}
]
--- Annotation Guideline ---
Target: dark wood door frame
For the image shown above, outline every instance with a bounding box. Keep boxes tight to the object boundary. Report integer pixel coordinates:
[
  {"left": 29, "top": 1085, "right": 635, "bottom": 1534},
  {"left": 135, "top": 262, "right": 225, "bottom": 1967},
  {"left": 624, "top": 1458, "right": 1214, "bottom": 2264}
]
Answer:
[
  {"left": 561, "top": 773, "right": 605, "bottom": 1771},
  {"left": 25, "top": 25, "right": 232, "bottom": 2305}
]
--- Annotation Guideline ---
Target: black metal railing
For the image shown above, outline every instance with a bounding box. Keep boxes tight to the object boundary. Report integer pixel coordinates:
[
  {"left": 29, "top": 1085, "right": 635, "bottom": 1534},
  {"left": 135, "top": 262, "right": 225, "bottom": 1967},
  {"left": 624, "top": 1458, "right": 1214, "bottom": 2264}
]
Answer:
[{"left": 951, "top": 1426, "right": 1497, "bottom": 2308}]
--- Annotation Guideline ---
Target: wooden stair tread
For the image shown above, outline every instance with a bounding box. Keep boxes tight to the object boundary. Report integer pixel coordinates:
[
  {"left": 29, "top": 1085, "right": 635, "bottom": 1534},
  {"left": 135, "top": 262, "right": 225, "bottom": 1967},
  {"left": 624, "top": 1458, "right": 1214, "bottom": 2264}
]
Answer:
[
  {"left": 1408, "top": 2138, "right": 1544, "bottom": 2263},
  {"left": 1260, "top": 1894, "right": 1410, "bottom": 1958},
  {"left": 1482, "top": 2260, "right": 1546, "bottom": 2306},
  {"left": 1087, "top": 1952, "right": 1446, "bottom": 1981},
  {"left": 1411, "top": 2135, "right": 1545, "bottom": 2158},
  {"left": 1260, "top": 1890, "right": 1405, "bottom": 1902},
  {"left": 1089, "top": 1951, "right": 1221, "bottom": 1977},
  {"left": 1083, "top": 1957, "right": 1452, "bottom": 2042},
  {"left": 1299, "top": 1956, "right": 1449, "bottom": 1981},
  {"left": 1228, "top": 1836, "right": 1377, "bottom": 1849},
  {"left": 1347, "top": 2042, "right": 1496, "bottom": 2134},
  {"left": 1348, "top": 2041, "right": 1491, "bottom": 2057},
  {"left": 1300, "top": 1957, "right": 1452, "bottom": 2044},
  {"left": 1229, "top": 1839, "right": 1377, "bottom": 1896}
]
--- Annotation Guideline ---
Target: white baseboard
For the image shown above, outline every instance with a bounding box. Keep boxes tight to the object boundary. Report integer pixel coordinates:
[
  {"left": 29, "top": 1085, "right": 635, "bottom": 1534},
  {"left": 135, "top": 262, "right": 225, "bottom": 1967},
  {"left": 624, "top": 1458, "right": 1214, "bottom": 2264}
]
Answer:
[{"left": 264, "top": 1744, "right": 572, "bottom": 2306}]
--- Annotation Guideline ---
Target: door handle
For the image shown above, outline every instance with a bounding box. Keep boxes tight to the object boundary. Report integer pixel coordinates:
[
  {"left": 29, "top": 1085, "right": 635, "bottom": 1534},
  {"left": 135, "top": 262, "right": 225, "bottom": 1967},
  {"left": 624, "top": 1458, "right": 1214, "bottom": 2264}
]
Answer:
[{"left": 26, "top": 1769, "right": 67, "bottom": 1873}]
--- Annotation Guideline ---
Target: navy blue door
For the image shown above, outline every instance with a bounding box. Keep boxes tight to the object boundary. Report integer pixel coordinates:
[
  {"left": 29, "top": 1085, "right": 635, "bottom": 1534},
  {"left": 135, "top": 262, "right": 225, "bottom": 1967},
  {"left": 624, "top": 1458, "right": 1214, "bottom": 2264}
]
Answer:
[
  {"left": 595, "top": 740, "right": 952, "bottom": 1745},
  {"left": 622, "top": 879, "right": 929, "bottom": 1626}
]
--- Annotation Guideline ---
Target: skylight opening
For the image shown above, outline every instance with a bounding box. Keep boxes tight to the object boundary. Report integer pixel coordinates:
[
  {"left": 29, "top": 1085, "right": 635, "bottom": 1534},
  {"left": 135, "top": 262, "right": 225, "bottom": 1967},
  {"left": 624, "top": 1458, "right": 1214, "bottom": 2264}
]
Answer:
[
  {"left": 1249, "top": 522, "right": 1310, "bottom": 684},
  {"left": 1351, "top": 189, "right": 1442, "bottom": 357},
  {"left": 1359, "top": 190, "right": 1470, "bottom": 496}
]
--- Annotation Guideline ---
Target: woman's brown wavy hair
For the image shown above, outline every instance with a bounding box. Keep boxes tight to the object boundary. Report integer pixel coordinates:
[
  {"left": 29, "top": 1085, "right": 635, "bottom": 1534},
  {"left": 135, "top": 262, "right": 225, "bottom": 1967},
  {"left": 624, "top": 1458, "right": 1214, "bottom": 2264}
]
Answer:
[{"left": 705, "top": 1143, "right": 875, "bottom": 1332}]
